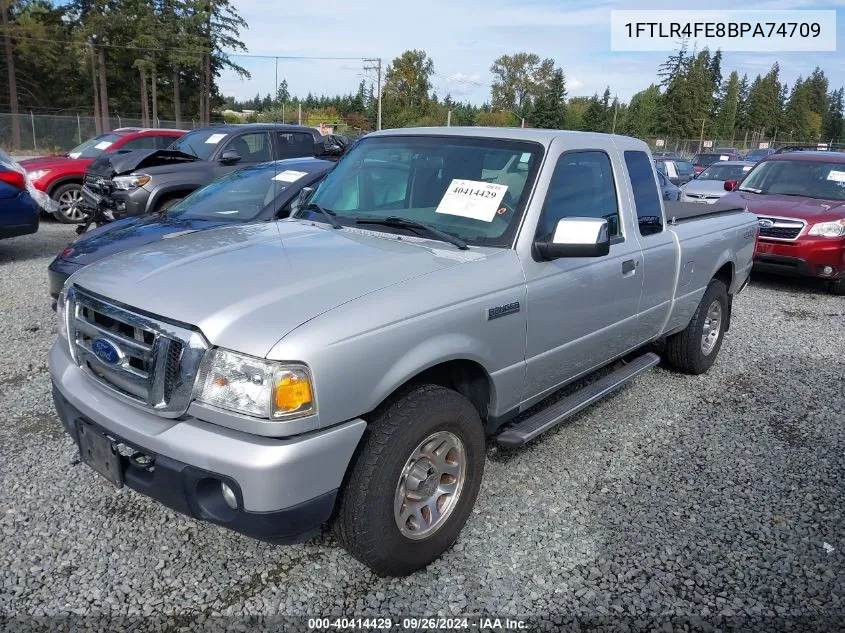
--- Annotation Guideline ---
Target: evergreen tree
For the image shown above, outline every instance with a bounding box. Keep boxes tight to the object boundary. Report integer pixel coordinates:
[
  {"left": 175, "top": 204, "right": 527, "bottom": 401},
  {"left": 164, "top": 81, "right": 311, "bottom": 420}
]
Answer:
[
  {"left": 531, "top": 67, "right": 566, "bottom": 129},
  {"left": 822, "top": 88, "right": 844, "bottom": 141},
  {"left": 582, "top": 93, "right": 606, "bottom": 132},
  {"left": 714, "top": 71, "right": 739, "bottom": 139},
  {"left": 622, "top": 84, "right": 661, "bottom": 137}
]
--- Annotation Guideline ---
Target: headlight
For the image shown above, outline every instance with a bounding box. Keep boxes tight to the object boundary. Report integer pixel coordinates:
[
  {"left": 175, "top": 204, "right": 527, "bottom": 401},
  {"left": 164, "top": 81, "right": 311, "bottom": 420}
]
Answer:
[
  {"left": 195, "top": 348, "right": 315, "bottom": 420},
  {"left": 57, "top": 290, "right": 68, "bottom": 340},
  {"left": 27, "top": 169, "right": 50, "bottom": 180},
  {"left": 112, "top": 174, "right": 151, "bottom": 190},
  {"left": 808, "top": 219, "right": 845, "bottom": 237}
]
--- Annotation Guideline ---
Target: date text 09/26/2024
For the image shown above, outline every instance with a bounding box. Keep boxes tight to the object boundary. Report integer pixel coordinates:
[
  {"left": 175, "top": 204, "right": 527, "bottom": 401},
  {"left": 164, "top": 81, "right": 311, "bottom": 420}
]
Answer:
[{"left": 307, "top": 617, "right": 528, "bottom": 630}]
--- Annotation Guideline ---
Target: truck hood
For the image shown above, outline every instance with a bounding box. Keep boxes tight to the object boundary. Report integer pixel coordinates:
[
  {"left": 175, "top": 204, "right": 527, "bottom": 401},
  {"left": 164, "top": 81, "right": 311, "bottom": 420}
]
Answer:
[
  {"left": 89, "top": 149, "right": 198, "bottom": 177},
  {"left": 724, "top": 191, "right": 845, "bottom": 221},
  {"left": 681, "top": 180, "right": 729, "bottom": 196},
  {"left": 69, "top": 220, "right": 481, "bottom": 358}
]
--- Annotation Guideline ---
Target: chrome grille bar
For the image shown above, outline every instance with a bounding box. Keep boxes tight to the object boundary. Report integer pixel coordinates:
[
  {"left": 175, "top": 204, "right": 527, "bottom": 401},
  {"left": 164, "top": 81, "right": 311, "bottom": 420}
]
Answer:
[{"left": 66, "top": 286, "right": 209, "bottom": 418}]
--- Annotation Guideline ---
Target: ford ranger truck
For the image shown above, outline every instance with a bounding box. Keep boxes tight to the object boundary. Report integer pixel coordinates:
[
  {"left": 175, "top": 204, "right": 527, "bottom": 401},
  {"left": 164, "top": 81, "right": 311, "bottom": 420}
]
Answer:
[{"left": 50, "top": 129, "right": 757, "bottom": 576}]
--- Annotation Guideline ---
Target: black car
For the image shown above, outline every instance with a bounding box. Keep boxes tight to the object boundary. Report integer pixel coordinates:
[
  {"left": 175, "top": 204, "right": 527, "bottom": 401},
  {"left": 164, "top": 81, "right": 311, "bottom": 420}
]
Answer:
[
  {"left": 80, "top": 124, "right": 324, "bottom": 219},
  {"left": 49, "top": 157, "right": 333, "bottom": 299}
]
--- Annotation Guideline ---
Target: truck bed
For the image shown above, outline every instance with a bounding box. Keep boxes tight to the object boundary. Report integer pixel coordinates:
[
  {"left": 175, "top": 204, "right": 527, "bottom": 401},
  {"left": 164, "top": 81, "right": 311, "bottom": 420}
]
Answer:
[{"left": 664, "top": 201, "right": 745, "bottom": 224}]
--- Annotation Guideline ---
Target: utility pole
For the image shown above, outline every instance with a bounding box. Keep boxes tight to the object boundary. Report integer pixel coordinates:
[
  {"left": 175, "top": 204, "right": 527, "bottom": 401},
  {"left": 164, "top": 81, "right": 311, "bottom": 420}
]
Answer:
[
  {"left": 363, "top": 58, "right": 383, "bottom": 130},
  {"left": 274, "top": 56, "right": 278, "bottom": 122},
  {"left": 447, "top": 110, "right": 451, "bottom": 127},
  {"left": 695, "top": 117, "right": 706, "bottom": 153},
  {"left": 1, "top": 0, "right": 21, "bottom": 149},
  {"left": 96, "top": 36, "right": 110, "bottom": 131},
  {"left": 611, "top": 95, "right": 619, "bottom": 134},
  {"left": 89, "top": 40, "right": 101, "bottom": 135},
  {"left": 298, "top": 103, "right": 301, "bottom": 125}
]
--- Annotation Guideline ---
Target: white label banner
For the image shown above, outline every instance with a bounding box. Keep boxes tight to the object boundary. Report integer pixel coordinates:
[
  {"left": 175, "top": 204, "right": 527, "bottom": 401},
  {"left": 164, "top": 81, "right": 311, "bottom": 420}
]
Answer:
[
  {"left": 435, "top": 179, "right": 508, "bottom": 223},
  {"left": 273, "top": 170, "right": 308, "bottom": 183}
]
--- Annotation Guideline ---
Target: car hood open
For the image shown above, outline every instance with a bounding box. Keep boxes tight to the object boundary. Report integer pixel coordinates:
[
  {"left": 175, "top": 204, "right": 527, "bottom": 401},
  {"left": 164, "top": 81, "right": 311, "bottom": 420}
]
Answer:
[
  {"left": 69, "top": 220, "right": 481, "bottom": 358},
  {"left": 88, "top": 149, "right": 199, "bottom": 177}
]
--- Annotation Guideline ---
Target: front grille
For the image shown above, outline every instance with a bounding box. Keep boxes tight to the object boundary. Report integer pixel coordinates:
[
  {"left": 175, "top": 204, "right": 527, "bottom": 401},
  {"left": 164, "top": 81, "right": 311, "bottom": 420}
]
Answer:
[
  {"left": 757, "top": 217, "right": 805, "bottom": 241},
  {"left": 84, "top": 174, "right": 112, "bottom": 195},
  {"left": 66, "top": 286, "right": 208, "bottom": 417}
]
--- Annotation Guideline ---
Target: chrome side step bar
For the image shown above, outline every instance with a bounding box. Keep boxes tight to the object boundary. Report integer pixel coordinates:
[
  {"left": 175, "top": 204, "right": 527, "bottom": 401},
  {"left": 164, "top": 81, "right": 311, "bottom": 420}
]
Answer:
[{"left": 495, "top": 352, "right": 660, "bottom": 448}]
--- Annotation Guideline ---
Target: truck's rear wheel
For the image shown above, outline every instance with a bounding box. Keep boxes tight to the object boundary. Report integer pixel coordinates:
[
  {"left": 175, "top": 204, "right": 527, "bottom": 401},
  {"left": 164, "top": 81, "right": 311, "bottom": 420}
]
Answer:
[
  {"left": 334, "top": 384, "right": 485, "bottom": 576},
  {"left": 664, "top": 279, "right": 728, "bottom": 375}
]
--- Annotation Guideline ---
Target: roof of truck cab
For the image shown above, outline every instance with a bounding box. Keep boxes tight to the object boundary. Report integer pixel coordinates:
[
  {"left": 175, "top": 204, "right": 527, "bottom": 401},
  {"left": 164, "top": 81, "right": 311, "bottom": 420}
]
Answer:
[
  {"left": 366, "top": 126, "right": 650, "bottom": 149},
  {"left": 191, "top": 123, "right": 320, "bottom": 134},
  {"left": 763, "top": 151, "right": 845, "bottom": 163}
]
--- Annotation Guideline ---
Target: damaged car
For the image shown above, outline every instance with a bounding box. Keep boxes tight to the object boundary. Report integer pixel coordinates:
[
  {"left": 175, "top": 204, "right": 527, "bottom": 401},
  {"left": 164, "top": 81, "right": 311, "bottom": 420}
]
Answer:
[{"left": 79, "top": 124, "right": 325, "bottom": 222}]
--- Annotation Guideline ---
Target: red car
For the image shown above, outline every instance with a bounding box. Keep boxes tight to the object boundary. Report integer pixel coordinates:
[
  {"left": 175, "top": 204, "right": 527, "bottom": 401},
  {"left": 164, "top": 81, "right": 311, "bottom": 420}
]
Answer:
[
  {"left": 721, "top": 151, "right": 845, "bottom": 295},
  {"left": 18, "top": 127, "right": 185, "bottom": 223},
  {"left": 691, "top": 151, "right": 743, "bottom": 175}
]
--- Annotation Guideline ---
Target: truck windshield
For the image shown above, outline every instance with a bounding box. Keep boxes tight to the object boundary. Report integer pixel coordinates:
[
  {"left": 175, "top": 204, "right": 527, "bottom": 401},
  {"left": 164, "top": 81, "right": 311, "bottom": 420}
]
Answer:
[
  {"left": 738, "top": 159, "right": 845, "bottom": 201},
  {"left": 298, "top": 135, "right": 543, "bottom": 247},
  {"left": 168, "top": 163, "right": 308, "bottom": 221},
  {"left": 692, "top": 153, "right": 725, "bottom": 166},
  {"left": 167, "top": 129, "right": 228, "bottom": 160},
  {"left": 697, "top": 164, "right": 751, "bottom": 181},
  {"left": 68, "top": 134, "right": 121, "bottom": 159}
]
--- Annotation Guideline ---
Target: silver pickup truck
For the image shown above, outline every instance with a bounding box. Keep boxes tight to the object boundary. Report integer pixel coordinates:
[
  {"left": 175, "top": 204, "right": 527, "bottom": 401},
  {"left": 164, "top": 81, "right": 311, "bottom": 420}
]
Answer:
[{"left": 49, "top": 128, "right": 757, "bottom": 576}]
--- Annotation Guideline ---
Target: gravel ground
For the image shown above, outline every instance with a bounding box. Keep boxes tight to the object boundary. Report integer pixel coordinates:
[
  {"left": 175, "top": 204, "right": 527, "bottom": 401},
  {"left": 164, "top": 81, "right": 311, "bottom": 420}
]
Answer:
[{"left": 1, "top": 222, "right": 843, "bottom": 631}]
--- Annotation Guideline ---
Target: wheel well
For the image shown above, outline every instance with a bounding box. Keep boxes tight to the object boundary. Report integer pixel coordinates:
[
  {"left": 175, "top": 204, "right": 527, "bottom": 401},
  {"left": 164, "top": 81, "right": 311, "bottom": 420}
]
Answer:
[
  {"left": 387, "top": 360, "right": 492, "bottom": 422},
  {"left": 47, "top": 178, "right": 83, "bottom": 197},
  {"left": 714, "top": 261, "right": 733, "bottom": 291},
  {"left": 152, "top": 190, "right": 191, "bottom": 211}
]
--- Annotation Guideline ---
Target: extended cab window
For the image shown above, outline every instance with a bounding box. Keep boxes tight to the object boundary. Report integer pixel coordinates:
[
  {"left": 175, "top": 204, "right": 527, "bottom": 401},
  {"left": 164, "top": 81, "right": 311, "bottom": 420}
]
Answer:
[
  {"left": 624, "top": 150, "right": 664, "bottom": 236},
  {"left": 275, "top": 132, "right": 315, "bottom": 159},
  {"left": 537, "top": 151, "right": 619, "bottom": 239}
]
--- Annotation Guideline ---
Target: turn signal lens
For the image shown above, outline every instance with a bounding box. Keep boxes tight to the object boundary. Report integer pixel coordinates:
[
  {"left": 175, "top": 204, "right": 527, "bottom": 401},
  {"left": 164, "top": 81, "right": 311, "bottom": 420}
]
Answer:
[{"left": 273, "top": 370, "right": 313, "bottom": 415}]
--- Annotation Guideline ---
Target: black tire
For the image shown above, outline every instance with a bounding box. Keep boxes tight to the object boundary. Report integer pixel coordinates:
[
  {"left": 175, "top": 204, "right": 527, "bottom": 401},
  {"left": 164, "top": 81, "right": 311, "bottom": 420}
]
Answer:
[
  {"left": 829, "top": 278, "right": 845, "bottom": 296},
  {"left": 51, "top": 183, "right": 86, "bottom": 223},
  {"left": 664, "top": 279, "right": 728, "bottom": 375},
  {"left": 155, "top": 197, "right": 182, "bottom": 213},
  {"left": 334, "top": 384, "right": 485, "bottom": 576}
]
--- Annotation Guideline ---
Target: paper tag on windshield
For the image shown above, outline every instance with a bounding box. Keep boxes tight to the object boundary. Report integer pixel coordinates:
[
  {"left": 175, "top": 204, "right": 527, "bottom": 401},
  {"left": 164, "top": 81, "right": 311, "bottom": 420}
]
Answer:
[
  {"left": 205, "top": 133, "right": 227, "bottom": 144},
  {"left": 68, "top": 152, "right": 81, "bottom": 159},
  {"left": 435, "top": 179, "right": 508, "bottom": 223},
  {"left": 273, "top": 170, "right": 308, "bottom": 183},
  {"left": 827, "top": 170, "right": 845, "bottom": 182},
  {"left": 94, "top": 141, "right": 112, "bottom": 150},
  {"left": 719, "top": 155, "right": 729, "bottom": 161}
]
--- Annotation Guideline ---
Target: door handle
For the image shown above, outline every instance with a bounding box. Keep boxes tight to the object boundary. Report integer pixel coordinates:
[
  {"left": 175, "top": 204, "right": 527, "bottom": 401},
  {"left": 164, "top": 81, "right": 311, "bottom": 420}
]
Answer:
[{"left": 622, "top": 259, "right": 637, "bottom": 275}]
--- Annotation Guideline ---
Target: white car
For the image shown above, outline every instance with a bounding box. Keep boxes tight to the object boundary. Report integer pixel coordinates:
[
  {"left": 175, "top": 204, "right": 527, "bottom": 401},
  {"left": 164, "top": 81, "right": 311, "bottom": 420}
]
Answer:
[{"left": 680, "top": 161, "right": 755, "bottom": 204}]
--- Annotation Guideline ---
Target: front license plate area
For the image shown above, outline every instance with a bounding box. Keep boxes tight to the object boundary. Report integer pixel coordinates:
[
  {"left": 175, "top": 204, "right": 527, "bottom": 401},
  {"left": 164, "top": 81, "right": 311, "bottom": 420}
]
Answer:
[{"left": 77, "top": 421, "right": 124, "bottom": 488}]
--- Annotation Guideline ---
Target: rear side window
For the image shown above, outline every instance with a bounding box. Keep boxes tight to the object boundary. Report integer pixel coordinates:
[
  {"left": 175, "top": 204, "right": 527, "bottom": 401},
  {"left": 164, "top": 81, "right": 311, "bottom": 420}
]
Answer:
[
  {"left": 275, "top": 132, "right": 315, "bottom": 159},
  {"left": 538, "top": 150, "right": 620, "bottom": 238},
  {"left": 120, "top": 136, "right": 159, "bottom": 151},
  {"left": 156, "top": 135, "right": 180, "bottom": 149},
  {"left": 623, "top": 151, "right": 663, "bottom": 236}
]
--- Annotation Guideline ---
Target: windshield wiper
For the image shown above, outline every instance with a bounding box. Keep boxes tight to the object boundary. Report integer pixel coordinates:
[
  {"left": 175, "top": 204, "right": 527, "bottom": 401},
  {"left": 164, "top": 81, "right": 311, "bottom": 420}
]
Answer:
[
  {"left": 356, "top": 216, "right": 468, "bottom": 250},
  {"left": 301, "top": 202, "right": 342, "bottom": 229}
]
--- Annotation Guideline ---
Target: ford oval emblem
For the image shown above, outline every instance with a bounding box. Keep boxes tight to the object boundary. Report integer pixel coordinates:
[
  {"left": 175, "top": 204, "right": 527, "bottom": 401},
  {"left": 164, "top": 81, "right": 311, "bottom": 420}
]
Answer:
[
  {"left": 91, "top": 338, "right": 121, "bottom": 365},
  {"left": 758, "top": 219, "right": 775, "bottom": 228}
]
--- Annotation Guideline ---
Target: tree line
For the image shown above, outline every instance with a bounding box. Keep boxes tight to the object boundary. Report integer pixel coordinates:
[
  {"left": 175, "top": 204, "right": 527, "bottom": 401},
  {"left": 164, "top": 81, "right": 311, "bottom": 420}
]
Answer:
[
  {"left": 232, "top": 46, "right": 845, "bottom": 145},
  {"left": 0, "top": 0, "right": 247, "bottom": 147}
]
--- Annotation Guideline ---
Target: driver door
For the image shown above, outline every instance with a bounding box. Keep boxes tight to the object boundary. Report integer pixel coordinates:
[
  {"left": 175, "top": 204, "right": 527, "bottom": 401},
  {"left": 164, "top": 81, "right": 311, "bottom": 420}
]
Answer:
[
  {"left": 521, "top": 146, "right": 644, "bottom": 400},
  {"left": 213, "top": 132, "right": 271, "bottom": 179}
]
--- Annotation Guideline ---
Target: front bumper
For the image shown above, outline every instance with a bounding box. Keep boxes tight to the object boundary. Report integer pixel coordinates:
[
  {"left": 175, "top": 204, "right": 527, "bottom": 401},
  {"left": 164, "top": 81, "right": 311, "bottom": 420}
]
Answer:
[
  {"left": 111, "top": 188, "right": 152, "bottom": 218},
  {"left": 754, "top": 237, "right": 845, "bottom": 280},
  {"left": 49, "top": 341, "right": 366, "bottom": 542}
]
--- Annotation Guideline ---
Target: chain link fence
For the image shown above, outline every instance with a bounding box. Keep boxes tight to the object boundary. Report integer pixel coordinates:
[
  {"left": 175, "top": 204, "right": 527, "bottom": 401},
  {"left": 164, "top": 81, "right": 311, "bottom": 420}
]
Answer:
[{"left": 641, "top": 136, "right": 842, "bottom": 158}]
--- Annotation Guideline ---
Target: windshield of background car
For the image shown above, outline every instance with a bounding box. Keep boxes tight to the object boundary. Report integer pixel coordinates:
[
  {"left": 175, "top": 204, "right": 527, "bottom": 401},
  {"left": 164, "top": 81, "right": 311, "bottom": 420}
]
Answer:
[
  {"left": 738, "top": 159, "right": 845, "bottom": 201},
  {"left": 168, "top": 164, "right": 308, "bottom": 221},
  {"left": 166, "top": 129, "right": 228, "bottom": 160},
  {"left": 68, "top": 133, "right": 121, "bottom": 159},
  {"left": 676, "top": 160, "right": 694, "bottom": 175},
  {"left": 299, "top": 135, "right": 543, "bottom": 247},
  {"left": 698, "top": 164, "right": 751, "bottom": 181},
  {"left": 692, "top": 153, "right": 724, "bottom": 166}
]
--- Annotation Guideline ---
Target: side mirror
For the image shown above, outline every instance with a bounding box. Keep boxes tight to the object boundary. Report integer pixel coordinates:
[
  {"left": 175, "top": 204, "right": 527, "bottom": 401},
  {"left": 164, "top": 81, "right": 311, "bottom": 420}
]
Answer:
[
  {"left": 724, "top": 179, "right": 738, "bottom": 191},
  {"left": 219, "top": 150, "right": 242, "bottom": 165},
  {"left": 692, "top": 172, "right": 699, "bottom": 179},
  {"left": 534, "top": 217, "right": 610, "bottom": 260},
  {"left": 285, "top": 186, "right": 314, "bottom": 217}
]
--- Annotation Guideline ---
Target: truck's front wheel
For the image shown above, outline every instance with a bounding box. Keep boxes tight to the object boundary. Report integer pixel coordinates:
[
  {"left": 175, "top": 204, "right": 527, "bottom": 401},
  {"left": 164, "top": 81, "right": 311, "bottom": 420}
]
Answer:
[{"left": 334, "top": 385, "right": 485, "bottom": 576}]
